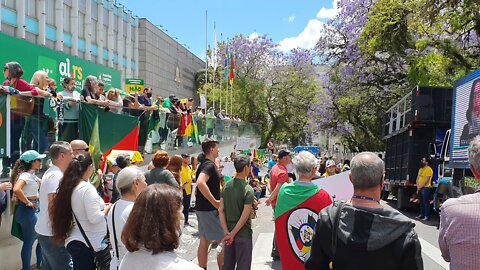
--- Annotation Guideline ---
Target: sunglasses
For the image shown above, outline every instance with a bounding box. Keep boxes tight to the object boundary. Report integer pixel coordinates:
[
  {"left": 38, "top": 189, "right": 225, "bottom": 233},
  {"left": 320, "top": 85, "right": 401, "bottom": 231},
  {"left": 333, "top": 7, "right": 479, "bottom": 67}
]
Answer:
[{"left": 73, "top": 147, "right": 90, "bottom": 152}]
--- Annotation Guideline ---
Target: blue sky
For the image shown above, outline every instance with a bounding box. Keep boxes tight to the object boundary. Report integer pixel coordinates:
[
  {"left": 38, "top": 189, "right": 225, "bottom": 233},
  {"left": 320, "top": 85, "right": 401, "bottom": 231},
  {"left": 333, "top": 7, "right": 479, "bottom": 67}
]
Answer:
[{"left": 120, "top": 0, "right": 338, "bottom": 59}]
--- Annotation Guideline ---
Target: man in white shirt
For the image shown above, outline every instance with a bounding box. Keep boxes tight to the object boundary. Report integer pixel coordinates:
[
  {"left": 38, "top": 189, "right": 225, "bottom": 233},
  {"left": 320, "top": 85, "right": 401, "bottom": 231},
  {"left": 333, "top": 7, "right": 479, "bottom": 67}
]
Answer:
[
  {"left": 107, "top": 166, "right": 148, "bottom": 269},
  {"left": 35, "top": 141, "right": 74, "bottom": 270}
]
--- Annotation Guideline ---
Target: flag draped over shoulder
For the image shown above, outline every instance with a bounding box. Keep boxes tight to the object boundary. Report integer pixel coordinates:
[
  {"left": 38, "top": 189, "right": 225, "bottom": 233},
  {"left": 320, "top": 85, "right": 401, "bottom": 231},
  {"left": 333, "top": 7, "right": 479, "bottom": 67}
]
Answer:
[{"left": 274, "top": 182, "right": 332, "bottom": 270}]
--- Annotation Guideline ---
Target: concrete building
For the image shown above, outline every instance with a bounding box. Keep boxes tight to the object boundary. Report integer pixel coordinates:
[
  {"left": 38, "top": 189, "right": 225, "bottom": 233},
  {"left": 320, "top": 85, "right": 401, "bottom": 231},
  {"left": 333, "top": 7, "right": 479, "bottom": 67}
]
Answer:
[
  {"left": 138, "top": 19, "right": 205, "bottom": 99},
  {"left": 0, "top": 0, "right": 204, "bottom": 96}
]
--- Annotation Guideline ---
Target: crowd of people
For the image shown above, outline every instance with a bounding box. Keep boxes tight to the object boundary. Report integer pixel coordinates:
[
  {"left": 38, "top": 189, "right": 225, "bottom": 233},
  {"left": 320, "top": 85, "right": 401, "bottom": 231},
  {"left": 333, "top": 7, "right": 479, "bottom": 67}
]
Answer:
[
  {"left": 1, "top": 133, "right": 480, "bottom": 269},
  {"left": 0, "top": 61, "right": 248, "bottom": 180}
]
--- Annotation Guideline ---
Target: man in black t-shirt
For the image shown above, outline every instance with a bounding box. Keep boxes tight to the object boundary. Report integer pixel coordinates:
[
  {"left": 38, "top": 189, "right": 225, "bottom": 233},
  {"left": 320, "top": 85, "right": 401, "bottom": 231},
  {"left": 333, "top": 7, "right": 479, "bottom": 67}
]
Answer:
[{"left": 195, "top": 139, "right": 224, "bottom": 270}]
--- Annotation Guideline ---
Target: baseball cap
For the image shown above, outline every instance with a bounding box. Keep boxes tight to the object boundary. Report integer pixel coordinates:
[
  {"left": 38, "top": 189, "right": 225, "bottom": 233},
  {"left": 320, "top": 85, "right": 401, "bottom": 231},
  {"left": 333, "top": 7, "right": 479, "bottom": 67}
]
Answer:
[
  {"left": 326, "top": 160, "right": 336, "bottom": 167},
  {"left": 20, "top": 150, "right": 46, "bottom": 163},
  {"left": 278, "top": 149, "right": 291, "bottom": 160},
  {"left": 181, "top": 153, "right": 190, "bottom": 158}
]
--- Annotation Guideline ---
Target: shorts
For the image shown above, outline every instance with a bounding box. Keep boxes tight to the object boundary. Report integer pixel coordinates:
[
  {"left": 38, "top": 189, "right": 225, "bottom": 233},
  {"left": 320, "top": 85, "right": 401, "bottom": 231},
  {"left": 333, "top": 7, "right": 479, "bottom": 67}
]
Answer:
[{"left": 196, "top": 210, "right": 224, "bottom": 241}]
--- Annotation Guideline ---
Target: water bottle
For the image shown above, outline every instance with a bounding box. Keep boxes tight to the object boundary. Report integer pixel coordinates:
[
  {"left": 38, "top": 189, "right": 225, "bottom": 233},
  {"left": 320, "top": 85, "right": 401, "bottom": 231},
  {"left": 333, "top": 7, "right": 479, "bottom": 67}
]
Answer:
[{"left": 98, "top": 239, "right": 108, "bottom": 251}]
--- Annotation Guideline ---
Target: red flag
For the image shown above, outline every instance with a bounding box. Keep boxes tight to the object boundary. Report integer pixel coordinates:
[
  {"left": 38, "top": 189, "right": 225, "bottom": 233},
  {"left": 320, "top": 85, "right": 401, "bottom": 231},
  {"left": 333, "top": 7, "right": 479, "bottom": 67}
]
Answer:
[{"left": 229, "top": 52, "right": 235, "bottom": 84}]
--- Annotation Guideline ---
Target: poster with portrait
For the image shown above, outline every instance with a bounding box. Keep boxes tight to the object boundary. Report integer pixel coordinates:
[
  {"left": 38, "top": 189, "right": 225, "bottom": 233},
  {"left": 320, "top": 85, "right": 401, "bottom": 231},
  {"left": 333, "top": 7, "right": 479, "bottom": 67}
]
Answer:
[{"left": 451, "top": 70, "right": 480, "bottom": 167}]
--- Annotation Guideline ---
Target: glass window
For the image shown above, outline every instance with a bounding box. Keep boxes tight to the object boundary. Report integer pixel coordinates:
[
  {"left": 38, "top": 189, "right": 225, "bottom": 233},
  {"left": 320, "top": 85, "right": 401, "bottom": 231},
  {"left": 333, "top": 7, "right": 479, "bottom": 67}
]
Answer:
[
  {"left": 78, "top": 0, "right": 86, "bottom": 12},
  {"left": 78, "top": 13, "right": 85, "bottom": 38},
  {"left": 91, "top": 0, "right": 98, "bottom": 19},
  {"left": 46, "top": 0, "right": 55, "bottom": 25},
  {"left": 5, "top": 0, "right": 15, "bottom": 9},
  {"left": 26, "top": 0, "right": 36, "bottom": 18},
  {"left": 123, "top": 20, "right": 127, "bottom": 37},
  {"left": 113, "top": 15, "right": 118, "bottom": 32},
  {"left": 63, "top": 5, "right": 71, "bottom": 32},
  {"left": 103, "top": 8, "right": 109, "bottom": 26},
  {"left": 102, "top": 25, "right": 107, "bottom": 43},
  {"left": 91, "top": 20, "right": 97, "bottom": 43}
]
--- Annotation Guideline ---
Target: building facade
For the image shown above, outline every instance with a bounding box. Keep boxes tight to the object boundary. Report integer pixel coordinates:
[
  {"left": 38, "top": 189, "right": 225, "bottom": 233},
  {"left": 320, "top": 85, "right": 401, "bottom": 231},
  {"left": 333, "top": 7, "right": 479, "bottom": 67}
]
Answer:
[
  {"left": 138, "top": 18, "right": 204, "bottom": 99},
  {"left": 0, "top": 0, "right": 203, "bottom": 97}
]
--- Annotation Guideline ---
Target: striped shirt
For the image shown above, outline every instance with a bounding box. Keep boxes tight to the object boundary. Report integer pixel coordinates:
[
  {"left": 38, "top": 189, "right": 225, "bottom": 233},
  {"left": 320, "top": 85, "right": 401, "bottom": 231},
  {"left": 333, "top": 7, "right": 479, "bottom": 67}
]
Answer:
[{"left": 439, "top": 192, "right": 480, "bottom": 269}]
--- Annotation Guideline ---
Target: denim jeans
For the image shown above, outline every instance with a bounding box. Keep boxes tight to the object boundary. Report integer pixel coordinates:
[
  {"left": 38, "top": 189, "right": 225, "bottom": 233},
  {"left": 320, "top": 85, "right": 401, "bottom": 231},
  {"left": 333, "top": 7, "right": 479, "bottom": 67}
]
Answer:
[
  {"left": 420, "top": 188, "right": 432, "bottom": 218},
  {"left": 37, "top": 234, "right": 73, "bottom": 270},
  {"left": 183, "top": 191, "right": 191, "bottom": 223},
  {"left": 66, "top": 240, "right": 95, "bottom": 270},
  {"left": 15, "top": 202, "right": 42, "bottom": 270}
]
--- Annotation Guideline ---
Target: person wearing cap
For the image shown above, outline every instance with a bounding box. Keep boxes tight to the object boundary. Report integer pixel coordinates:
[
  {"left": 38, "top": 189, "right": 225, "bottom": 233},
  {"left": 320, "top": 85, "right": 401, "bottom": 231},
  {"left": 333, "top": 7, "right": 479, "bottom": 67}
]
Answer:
[
  {"left": 323, "top": 159, "right": 337, "bottom": 178},
  {"left": 107, "top": 166, "right": 148, "bottom": 270},
  {"left": 11, "top": 150, "right": 46, "bottom": 270},
  {"left": 180, "top": 153, "right": 195, "bottom": 225},
  {"left": 36, "top": 142, "right": 74, "bottom": 270},
  {"left": 265, "top": 149, "right": 292, "bottom": 260}
]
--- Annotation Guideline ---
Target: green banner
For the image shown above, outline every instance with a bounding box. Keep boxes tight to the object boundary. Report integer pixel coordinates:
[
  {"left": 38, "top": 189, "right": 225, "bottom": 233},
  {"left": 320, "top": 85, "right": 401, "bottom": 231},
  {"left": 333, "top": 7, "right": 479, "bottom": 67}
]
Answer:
[
  {"left": 0, "top": 95, "right": 9, "bottom": 158},
  {"left": 0, "top": 32, "right": 120, "bottom": 90},
  {"left": 125, "top": 78, "right": 145, "bottom": 93}
]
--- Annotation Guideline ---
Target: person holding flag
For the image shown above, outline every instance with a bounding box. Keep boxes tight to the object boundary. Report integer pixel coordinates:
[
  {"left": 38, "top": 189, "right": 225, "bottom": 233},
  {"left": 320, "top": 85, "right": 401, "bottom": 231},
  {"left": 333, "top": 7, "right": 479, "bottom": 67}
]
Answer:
[{"left": 274, "top": 151, "right": 332, "bottom": 269}]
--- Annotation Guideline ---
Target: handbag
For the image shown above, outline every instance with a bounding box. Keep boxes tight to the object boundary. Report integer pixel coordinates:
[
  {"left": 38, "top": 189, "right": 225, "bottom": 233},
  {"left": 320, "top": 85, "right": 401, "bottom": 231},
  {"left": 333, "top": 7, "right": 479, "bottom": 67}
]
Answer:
[{"left": 73, "top": 213, "right": 111, "bottom": 270}]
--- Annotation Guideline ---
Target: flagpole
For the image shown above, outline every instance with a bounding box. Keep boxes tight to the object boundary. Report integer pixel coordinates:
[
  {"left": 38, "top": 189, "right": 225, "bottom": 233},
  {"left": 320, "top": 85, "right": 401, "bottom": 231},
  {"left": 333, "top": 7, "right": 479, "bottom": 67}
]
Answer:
[
  {"left": 205, "top": 10, "right": 208, "bottom": 138},
  {"left": 212, "top": 22, "right": 216, "bottom": 112},
  {"left": 220, "top": 33, "right": 223, "bottom": 114}
]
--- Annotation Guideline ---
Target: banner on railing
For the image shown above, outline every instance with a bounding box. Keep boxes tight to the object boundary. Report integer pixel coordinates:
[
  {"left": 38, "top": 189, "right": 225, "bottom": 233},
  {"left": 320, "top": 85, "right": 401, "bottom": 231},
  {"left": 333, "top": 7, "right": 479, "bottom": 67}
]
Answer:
[
  {"left": 0, "top": 95, "right": 10, "bottom": 158},
  {"left": 79, "top": 103, "right": 140, "bottom": 171}
]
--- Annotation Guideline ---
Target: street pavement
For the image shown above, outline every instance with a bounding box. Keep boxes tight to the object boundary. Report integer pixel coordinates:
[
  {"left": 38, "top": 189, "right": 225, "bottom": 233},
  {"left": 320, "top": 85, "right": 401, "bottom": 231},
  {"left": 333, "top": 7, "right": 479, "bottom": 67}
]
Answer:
[{"left": 173, "top": 143, "right": 449, "bottom": 269}]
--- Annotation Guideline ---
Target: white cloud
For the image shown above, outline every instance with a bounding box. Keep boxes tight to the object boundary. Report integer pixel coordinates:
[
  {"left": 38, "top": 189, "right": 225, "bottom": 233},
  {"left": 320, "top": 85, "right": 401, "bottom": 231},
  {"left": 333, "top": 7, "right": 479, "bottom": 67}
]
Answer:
[
  {"left": 288, "top": 16, "right": 295, "bottom": 22},
  {"left": 316, "top": 0, "right": 339, "bottom": 19},
  {"left": 278, "top": 19, "right": 325, "bottom": 52},
  {"left": 248, "top": 32, "right": 260, "bottom": 40},
  {"left": 277, "top": 0, "right": 338, "bottom": 52}
]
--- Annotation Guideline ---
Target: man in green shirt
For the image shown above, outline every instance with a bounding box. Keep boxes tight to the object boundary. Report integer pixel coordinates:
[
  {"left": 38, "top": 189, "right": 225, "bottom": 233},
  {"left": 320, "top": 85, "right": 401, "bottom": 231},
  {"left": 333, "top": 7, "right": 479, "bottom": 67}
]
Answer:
[{"left": 219, "top": 154, "right": 255, "bottom": 270}]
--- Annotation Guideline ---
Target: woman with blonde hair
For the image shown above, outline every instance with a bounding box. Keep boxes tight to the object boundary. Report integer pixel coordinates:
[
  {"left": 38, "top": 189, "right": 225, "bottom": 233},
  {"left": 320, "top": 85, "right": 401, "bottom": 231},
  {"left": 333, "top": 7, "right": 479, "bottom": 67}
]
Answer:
[
  {"left": 24, "top": 70, "right": 53, "bottom": 154},
  {"left": 105, "top": 88, "right": 123, "bottom": 114}
]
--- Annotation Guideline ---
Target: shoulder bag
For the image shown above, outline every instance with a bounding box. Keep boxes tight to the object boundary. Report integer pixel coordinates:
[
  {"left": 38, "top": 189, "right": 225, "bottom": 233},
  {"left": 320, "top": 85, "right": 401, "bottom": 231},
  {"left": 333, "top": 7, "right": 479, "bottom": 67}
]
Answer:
[{"left": 73, "top": 213, "right": 111, "bottom": 270}]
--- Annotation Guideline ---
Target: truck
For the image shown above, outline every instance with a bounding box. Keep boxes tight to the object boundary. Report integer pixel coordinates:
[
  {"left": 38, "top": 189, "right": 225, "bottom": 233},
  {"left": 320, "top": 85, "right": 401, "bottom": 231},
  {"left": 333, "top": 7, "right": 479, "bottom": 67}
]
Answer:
[
  {"left": 431, "top": 69, "right": 480, "bottom": 210},
  {"left": 382, "top": 86, "right": 453, "bottom": 210}
]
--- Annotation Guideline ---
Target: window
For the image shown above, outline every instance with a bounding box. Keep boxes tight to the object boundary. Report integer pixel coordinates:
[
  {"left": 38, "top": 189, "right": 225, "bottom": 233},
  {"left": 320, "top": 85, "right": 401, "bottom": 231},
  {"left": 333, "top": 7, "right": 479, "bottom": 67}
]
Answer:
[
  {"left": 46, "top": 0, "right": 55, "bottom": 25},
  {"left": 79, "top": 13, "right": 85, "bottom": 38},
  {"left": 123, "top": 20, "right": 127, "bottom": 37},
  {"left": 4, "top": 0, "right": 15, "bottom": 9},
  {"left": 113, "top": 15, "right": 118, "bottom": 32},
  {"left": 91, "top": 0, "right": 98, "bottom": 19},
  {"left": 78, "top": 0, "right": 86, "bottom": 12},
  {"left": 63, "top": 5, "right": 71, "bottom": 32},
  {"left": 26, "top": 0, "right": 36, "bottom": 18},
  {"left": 91, "top": 20, "right": 97, "bottom": 43},
  {"left": 103, "top": 8, "right": 109, "bottom": 26}
]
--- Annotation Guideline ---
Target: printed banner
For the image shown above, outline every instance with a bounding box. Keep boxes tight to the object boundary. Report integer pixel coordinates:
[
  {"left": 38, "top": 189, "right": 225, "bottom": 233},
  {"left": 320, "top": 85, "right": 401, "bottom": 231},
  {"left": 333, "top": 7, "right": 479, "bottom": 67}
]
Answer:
[{"left": 0, "top": 95, "right": 10, "bottom": 157}]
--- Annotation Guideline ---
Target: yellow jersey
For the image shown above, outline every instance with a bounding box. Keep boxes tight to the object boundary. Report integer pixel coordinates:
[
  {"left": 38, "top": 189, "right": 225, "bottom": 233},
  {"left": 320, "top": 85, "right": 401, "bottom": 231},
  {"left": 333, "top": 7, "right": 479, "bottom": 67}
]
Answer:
[
  {"left": 180, "top": 165, "right": 195, "bottom": 195},
  {"left": 417, "top": 166, "right": 433, "bottom": 188}
]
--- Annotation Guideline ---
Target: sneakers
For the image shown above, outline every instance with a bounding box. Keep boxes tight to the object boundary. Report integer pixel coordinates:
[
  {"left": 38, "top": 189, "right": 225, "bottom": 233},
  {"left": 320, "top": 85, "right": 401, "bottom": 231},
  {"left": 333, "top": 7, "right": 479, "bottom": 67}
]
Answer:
[
  {"left": 422, "top": 216, "right": 430, "bottom": 221},
  {"left": 416, "top": 215, "right": 424, "bottom": 219}
]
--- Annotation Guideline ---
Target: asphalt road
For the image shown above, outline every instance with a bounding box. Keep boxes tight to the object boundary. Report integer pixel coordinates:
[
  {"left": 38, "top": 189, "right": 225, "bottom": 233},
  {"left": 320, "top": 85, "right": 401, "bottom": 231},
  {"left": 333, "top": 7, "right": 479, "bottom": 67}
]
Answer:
[{"left": 175, "top": 143, "right": 449, "bottom": 269}]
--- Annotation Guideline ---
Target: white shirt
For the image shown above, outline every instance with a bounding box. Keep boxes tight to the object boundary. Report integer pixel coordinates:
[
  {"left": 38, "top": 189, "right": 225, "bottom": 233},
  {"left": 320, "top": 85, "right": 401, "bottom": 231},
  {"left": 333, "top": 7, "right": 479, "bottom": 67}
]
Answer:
[
  {"left": 36, "top": 165, "right": 63, "bottom": 236},
  {"left": 119, "top": 250, "right": 201, "bottom": 270},
  {"left": 107, "top": 199, "right": 134, "bottom": 270},
  {"left": 66, "top": 181, "right": 107, "bottom": 251},
  {"left": 19, "top": 171, "right": 39, "bottom": 198}
]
